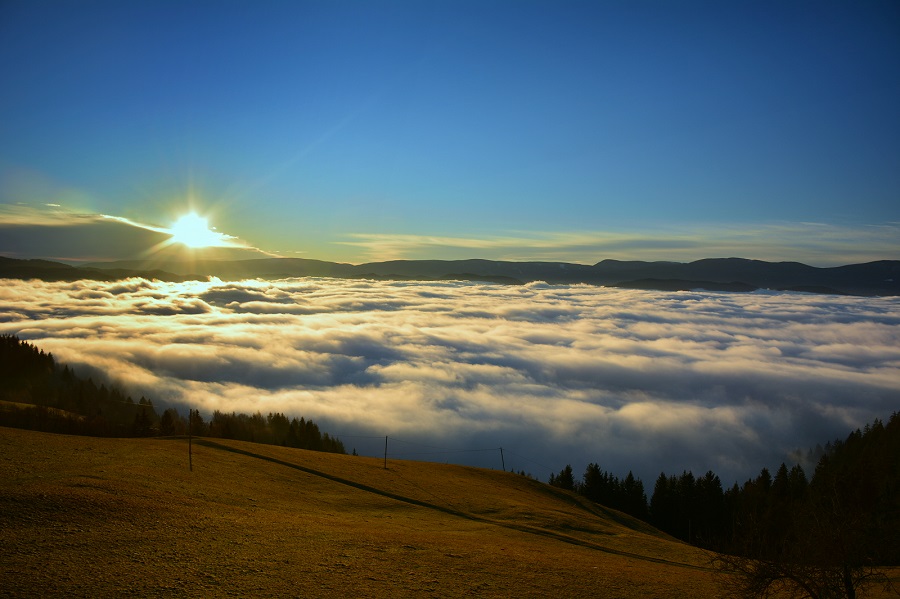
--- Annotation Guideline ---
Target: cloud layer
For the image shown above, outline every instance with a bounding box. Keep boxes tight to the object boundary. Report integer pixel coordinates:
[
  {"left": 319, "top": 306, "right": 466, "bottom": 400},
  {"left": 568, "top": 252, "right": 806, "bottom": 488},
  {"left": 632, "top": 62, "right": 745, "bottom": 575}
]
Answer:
[{"left": 2, "top": 276, "right": 897, "bottom": 485}]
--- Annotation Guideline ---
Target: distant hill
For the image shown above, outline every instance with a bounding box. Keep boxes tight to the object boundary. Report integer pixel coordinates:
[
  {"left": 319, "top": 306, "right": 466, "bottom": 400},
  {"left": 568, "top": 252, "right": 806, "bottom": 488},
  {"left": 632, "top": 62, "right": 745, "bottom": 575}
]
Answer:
[
  {"left": 4, "top": 255, "right": 899, "bottom": 296},
  {"left": 594, "top": 257, "right": 899, "bottom": 295},
  {"left": 609, "top": 279, "right": 759, "bottom": 293},
  {"left": 0, "top": 256, "right": 185, "bottom": 282}
]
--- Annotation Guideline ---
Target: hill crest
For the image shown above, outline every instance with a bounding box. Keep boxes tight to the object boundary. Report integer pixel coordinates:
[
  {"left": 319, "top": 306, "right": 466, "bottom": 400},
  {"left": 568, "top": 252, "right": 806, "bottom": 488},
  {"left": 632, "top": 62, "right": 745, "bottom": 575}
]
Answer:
[{"left": 3, "top": 255, "right": 898, "bottom": 296}]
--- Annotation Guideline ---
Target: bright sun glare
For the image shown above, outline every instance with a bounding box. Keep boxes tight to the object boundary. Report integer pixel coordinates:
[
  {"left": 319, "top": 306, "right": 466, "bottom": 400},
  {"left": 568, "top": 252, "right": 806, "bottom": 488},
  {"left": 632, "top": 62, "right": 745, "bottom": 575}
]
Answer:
[{"left": 168, "top": 213, "right": 229, "bottom": 248}]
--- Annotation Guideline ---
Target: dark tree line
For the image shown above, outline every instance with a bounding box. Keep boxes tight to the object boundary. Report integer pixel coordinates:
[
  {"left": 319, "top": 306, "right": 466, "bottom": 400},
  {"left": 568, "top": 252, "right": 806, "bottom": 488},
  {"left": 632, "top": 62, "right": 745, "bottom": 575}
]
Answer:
[
  {"left": 0, "top": 335, "right": 345, "bottom": 455},
  {"left": 549, "top": 463, "right": 648, "bottom": 521},
  {"left": 647, "top": 415, "right": 900, "bottom": 565},
  {"left": 713, "top": 415, "right": 900, "bottom": 598},
  {"left": 0, "top": 334, "right": 160, "bottom": 436},
  {"left": 550, "top": 413, "right": 899, "bottom": 598},
  {"left": 649, "top": 468, "right": 733, "bottom": 546},
  {"left": 204, "top": 410, "right": 345, "bottom": 453}
]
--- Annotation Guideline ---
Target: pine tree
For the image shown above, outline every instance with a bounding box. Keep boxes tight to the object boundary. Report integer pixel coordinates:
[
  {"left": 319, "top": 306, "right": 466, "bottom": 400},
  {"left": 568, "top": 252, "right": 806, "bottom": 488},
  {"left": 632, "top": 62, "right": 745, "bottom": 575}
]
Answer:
[{"left": 549, "top": 465, "right": 575, "bottom": 491}]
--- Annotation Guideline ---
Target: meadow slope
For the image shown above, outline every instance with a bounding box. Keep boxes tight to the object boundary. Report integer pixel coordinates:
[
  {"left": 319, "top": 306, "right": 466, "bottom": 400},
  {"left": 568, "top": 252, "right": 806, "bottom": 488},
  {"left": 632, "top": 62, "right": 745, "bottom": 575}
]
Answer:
[{"left": 3, "top": 427, "right": 726, "bottom": 597}]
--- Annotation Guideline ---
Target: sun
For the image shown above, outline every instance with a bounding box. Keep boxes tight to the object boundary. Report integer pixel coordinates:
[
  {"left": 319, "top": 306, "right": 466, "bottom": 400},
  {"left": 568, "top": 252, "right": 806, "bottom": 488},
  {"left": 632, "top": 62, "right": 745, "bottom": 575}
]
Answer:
[{"left": 168, "top": 212, "right": 232, "bottom": 248}]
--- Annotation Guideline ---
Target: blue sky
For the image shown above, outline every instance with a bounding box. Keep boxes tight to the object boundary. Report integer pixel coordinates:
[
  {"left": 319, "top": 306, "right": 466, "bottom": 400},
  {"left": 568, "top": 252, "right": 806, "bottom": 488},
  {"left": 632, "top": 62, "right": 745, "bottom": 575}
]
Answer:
[{"left": 1, "top": 0, "right": 898, "bottom": 265}]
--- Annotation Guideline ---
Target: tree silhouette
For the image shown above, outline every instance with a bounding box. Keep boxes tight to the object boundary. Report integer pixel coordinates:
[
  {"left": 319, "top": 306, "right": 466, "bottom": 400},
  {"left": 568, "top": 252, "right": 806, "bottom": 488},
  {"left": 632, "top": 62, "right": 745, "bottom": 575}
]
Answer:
[
  {"left": 549, "top": 464, "right": 575, "bottom": 491},
  {"left": 131, "top": 407, "right": 153, "bottom": 437},
  {"left": 0, "top": 335, "right": 159, "bottom": 436},
  {"left": 713, "top": 413, "right": 900, "bottom": 598}
]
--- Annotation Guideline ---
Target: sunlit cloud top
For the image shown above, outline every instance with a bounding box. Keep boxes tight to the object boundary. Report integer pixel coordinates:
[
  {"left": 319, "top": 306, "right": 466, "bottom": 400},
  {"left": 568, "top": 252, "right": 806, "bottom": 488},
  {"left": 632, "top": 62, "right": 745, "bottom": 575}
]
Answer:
[{"left": 2, "top": 276, "right": 897, "bottom": 484}]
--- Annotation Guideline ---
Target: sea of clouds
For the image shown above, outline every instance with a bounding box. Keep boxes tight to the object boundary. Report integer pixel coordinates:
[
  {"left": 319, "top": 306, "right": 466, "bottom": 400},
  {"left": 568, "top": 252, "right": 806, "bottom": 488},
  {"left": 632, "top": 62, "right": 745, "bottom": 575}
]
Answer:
[{"left": 2, "top": 276, "right": 898, "bottom": 485}]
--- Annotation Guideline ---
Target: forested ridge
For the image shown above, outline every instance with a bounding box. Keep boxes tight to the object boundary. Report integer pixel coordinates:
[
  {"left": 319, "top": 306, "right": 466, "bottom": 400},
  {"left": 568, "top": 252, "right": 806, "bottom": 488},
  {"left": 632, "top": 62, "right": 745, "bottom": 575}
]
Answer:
[
  {"left": 8, "top": 255, "right": 897, "bottom": 296},
  {"left": 550, "top": 414, "right": 899, "bottom": 597},
  {"left": 552, "top": 414, "right": 899, "bottom": 552},
  {"left": 0, "top": 335, "right": 344, "bottom": 454},
  {"left": 0, "top": 334, "right": 159, "bottom": 436}
]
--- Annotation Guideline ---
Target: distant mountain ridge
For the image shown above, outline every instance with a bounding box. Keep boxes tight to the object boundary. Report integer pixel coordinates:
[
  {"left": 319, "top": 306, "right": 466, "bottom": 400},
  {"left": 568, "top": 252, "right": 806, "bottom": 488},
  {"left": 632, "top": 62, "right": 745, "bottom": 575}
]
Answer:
[
  {"left": 3, "top": 255, "right": 898, "bottom": 296},
  {"left": 0, "top": 256, "right": 187, "bottom": 282}
]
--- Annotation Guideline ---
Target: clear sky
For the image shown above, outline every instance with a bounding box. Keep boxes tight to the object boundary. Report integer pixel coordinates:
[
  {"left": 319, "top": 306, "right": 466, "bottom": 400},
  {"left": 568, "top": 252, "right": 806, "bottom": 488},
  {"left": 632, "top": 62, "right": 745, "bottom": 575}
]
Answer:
[{"left": 1, "top": 0, "right": 898, "bottom": 265}]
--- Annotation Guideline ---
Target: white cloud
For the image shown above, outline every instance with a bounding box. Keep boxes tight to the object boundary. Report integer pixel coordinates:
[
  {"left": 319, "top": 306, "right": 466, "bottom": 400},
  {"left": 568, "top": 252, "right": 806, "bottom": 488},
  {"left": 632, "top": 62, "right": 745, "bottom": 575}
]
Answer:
[{"left": 1, "top": 276, "right": 897, "bottom": 484}]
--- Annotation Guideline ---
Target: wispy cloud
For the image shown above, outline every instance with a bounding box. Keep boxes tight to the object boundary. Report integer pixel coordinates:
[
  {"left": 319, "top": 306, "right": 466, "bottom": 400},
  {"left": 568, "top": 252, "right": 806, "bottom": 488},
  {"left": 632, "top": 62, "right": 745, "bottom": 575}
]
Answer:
[
  {"left": 339, "top": 222, "right": 900, "bottom": 266},
  {"left": 1, "top": 277, "right": 897, "bottom": 484},
  {"left": 98, "top": 213, "right": 169, "bottom": 234},
  {"left": 0, "top": 203, "right": 267, "bottom": 262},
  {"left": 0, "top": 203, "right": 108, "bottom": 227}
]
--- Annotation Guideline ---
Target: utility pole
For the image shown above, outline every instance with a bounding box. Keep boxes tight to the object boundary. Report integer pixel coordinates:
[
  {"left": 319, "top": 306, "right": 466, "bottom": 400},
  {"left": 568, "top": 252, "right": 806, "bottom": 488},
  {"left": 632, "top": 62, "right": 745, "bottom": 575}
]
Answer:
[
  {"left": 383, "top": 436, "right": 388, "bottom": 470},
  {"left": 500, "top": 447, "right": 505, "bottom": 472}
]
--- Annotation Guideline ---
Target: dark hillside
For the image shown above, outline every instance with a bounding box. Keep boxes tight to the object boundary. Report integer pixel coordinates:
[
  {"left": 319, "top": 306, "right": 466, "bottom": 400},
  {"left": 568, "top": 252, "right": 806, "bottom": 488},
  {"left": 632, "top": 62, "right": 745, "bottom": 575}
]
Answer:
[
  {"left": 0, "top": 336, "right": 345, "bottom": 453},
  {"left": 0, "top": 334, "right": 160, "bottom": 436}
]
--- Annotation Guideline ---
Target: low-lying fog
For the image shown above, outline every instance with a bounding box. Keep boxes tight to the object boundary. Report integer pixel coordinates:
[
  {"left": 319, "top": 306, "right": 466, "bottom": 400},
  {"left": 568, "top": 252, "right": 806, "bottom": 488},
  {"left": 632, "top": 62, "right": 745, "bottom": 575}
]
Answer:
[{"left": 2, "top": 277, "right": 897, "bottom": 485}]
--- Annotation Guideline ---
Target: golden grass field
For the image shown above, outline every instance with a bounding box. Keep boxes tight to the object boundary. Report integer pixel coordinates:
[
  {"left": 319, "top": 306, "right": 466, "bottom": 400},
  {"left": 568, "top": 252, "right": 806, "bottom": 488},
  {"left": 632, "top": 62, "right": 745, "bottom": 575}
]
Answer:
[{"left": 1, "top": 427, "right": 894, "bottom": 598}]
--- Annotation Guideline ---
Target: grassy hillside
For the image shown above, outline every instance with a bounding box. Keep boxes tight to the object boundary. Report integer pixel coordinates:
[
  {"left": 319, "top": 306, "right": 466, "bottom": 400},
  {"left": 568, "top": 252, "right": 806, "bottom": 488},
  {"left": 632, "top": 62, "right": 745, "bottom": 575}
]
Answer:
[{"left": 2, "top": 428, "right": 893, "bottom": 598}]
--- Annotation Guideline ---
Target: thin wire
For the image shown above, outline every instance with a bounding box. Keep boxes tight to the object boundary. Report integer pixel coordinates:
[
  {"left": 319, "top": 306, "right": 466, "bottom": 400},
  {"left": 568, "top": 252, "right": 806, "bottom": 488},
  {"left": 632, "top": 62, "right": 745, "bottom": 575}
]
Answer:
[
  {"left": 262, "top": 429, "right": 556, "bottom": 477},
  {"left": 388, "top": 447, "right": 501, "bottom": 457},
  {"left": 387, "top": 436, "right": 500, "bottom": 454},
  {"left": 503, "top": 449, "right": 557, "bottom": 475},
  {"left": 386, "top": 436, "right": 450, "bottom": 449}
]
